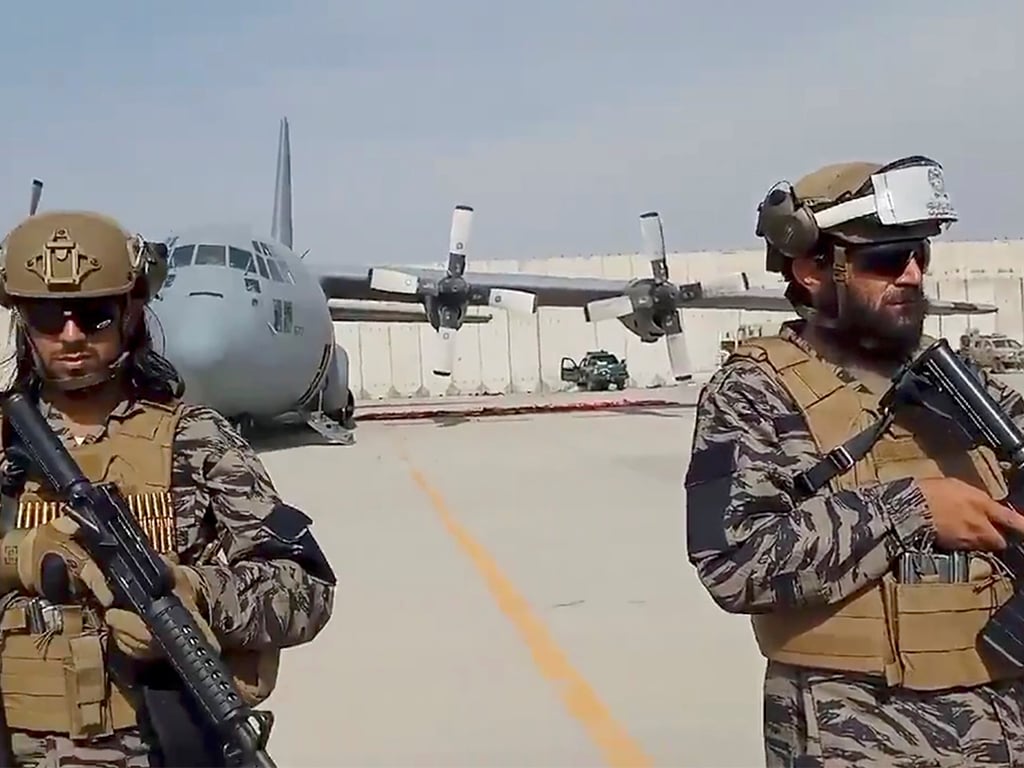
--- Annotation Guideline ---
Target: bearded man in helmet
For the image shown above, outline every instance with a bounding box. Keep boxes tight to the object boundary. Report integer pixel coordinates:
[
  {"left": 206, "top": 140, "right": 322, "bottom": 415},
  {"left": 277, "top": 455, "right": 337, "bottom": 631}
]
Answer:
[
  {"left": 684, "top": 157, "right": 1024, "bottom": 767},
  {"left": 0, "top": 210, "right": 336, "bottom": 766}
]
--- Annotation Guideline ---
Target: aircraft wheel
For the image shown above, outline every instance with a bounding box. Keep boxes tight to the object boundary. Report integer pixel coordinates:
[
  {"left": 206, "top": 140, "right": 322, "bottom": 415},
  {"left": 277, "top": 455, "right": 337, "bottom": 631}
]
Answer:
[
  {"left": 343, "top": 390, "right": 356, "bottom": 428},
  {"left": 231, "top": 414, "right": 257, "bottom": 439}
]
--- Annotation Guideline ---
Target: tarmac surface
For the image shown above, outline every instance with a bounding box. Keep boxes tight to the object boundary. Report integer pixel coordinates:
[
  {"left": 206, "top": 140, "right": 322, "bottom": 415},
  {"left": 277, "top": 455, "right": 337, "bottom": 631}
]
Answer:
[
  {"left": 248, "top": 373, "right": 1024, "bottom": 767},
  {"left": 249, "top": 383, "right": 767, "bottom": 768}
]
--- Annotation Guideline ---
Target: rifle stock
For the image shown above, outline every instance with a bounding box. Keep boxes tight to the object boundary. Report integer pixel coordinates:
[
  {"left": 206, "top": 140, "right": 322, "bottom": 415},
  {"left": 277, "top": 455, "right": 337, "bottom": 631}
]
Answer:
[{"left": 0, "top": 390, "right": 276, "bottom": 768}]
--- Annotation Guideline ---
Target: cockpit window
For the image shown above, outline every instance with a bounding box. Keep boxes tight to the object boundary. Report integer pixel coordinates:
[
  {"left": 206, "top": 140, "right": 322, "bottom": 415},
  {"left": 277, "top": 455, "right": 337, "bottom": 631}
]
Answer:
[
  {"left": 228, "top": 247, "right": 256, "bottom": 273},
  {"left": 170, "top": 245, "right": 194, "bottom": 268},
  {"left": 194, "top": 244, "right": 226, "bottom": 266},
  {"left": 254, "top": 254, "right": 270, "bottom": 279},
  {"left": 252, "top": 240, "right": 273, "bottom": 258},
  {"left": 266, "top": 259, "right": 284, "bottom": 282}
]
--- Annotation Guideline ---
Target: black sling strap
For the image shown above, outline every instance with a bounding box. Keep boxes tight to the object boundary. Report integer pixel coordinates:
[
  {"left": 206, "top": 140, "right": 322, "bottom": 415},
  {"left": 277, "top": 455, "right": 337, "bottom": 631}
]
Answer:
[{"left": 791, "top": 410, "right": 896, "bottom": 499}]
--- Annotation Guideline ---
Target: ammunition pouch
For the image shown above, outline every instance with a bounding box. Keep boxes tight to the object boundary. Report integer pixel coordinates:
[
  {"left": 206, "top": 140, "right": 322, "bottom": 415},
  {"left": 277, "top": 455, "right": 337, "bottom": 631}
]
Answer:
[
  {"left": 752, "top": 554, "right": 1019, "bottom": 690},
  {"left": 0, "top": 599, "right": 137, "bottom": 738}
]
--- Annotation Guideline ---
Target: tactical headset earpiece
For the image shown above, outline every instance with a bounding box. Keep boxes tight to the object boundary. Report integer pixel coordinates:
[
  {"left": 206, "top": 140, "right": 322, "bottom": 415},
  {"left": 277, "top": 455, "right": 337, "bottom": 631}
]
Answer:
[
  {"left": 128, "top": 236, "right": 169, "bottom": 300},
  {"left": 755, "top": 182, "right": 823, "bottom": 261}
]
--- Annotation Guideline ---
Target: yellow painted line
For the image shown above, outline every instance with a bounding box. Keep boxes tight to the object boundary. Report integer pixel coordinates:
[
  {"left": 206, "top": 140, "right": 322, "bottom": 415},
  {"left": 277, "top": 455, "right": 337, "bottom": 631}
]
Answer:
[{"left": 404, "top": 457, "right": 654, "bottom": 768}]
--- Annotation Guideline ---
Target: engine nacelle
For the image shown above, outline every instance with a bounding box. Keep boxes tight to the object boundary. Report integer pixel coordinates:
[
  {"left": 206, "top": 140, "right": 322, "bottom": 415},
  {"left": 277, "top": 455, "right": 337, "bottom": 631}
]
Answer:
[
  {"left": 609, "top": 277, "right": 681, "bottom": 343},
  {"left": 616, "top": 309, "right": 671, "bottom": 343}
]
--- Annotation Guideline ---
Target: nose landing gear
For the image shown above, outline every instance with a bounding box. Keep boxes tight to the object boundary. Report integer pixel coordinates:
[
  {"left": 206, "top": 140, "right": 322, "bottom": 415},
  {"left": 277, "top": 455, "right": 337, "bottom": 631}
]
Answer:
[{"left": 229, "top": 413, "right": 257, "bottom": 439}]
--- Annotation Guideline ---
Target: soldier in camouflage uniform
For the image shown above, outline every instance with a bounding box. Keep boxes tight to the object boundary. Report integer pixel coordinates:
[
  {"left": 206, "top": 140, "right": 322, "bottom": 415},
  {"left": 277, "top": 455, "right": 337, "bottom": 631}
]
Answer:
[
  {"left": 685, "top": 157, "right": 1024, "bottom": 767},
  {"left": 0, "top": 210, "right": 337, "bottom": 766}
]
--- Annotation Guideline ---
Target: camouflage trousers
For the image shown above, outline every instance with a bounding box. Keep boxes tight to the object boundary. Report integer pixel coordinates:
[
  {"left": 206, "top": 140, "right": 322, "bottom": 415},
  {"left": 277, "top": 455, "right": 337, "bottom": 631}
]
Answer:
[
  {"left": 8, "top": 728, "right": 152, "bottom": 768},
  {"left": 764, "top": 662, "right": 1024, "bottom": 768}
]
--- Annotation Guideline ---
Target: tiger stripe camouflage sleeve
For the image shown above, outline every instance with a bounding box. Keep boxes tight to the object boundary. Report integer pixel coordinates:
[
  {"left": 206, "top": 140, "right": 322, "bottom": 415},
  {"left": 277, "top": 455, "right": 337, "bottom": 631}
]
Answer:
[
  {"left": 684, "top": 359, "right": 933, "bottom": 614},
  {"left": 172, "top": 405, "right": 335, "bottom": 650}
]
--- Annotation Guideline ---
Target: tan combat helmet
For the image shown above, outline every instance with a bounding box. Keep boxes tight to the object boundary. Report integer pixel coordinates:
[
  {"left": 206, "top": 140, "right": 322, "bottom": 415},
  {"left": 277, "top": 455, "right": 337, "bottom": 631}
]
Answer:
[
  {"left": 0, "top": 210, "right": 168, "bottom": 307},
  {"left": 754, "top": 155, "right": 956, "bottom": 326},
  {"left": 757, "top": 155, "right": 955, "bottom": 275}
]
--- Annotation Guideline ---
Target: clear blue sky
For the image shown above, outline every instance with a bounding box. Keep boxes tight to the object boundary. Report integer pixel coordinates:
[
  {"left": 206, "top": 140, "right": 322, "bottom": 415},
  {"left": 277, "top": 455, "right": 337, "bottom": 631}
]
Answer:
[{"left": 0, "top": 1, "right": 1019, "bottom": 266}]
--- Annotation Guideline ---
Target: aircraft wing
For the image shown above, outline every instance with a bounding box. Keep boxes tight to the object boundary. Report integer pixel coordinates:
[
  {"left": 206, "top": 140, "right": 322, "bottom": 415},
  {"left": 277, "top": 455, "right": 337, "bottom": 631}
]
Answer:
[
  {"left": 312, "top": 264, "right": 998, "bottom": 316},
  {"left": 327, "top": 299, "right": 492, "bottom": 324},
  {"left": 315, "top": 264, "right": 645, "bottom": 308},
  {"left": 314, "top": 264, "right": 782, "bottom": 311},
  {"left": 720, "top": 286, "right": 999, "bottom": 316}
]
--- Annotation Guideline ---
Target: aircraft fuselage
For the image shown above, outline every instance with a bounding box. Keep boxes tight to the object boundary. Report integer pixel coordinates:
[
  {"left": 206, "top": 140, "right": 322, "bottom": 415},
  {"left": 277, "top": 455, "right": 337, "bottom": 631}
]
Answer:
[{"left": 150, "top": 231, "right": 349, "bottom": 424}]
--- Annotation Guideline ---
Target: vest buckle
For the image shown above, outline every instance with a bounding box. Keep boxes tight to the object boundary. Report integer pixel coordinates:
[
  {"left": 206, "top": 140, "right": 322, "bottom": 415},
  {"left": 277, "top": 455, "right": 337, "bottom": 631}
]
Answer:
[{"left": 825, "top": 445, "right": 856, "bottom": 473}]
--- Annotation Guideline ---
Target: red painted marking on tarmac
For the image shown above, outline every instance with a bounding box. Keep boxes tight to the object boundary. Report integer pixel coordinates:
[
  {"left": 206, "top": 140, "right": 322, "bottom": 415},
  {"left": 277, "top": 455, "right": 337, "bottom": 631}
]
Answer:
[{"left": 355, "top": 398, "right": 690, "bottom": 422}]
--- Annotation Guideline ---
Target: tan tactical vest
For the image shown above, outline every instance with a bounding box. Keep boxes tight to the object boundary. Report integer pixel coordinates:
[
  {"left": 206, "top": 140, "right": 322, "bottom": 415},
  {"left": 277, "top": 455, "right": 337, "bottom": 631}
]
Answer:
[
  {"left": 0, "top": 399, "right": 180, "bottom": 739},
  {"left": 729, "top": 335, "right": 1020, "bottom": 692}
]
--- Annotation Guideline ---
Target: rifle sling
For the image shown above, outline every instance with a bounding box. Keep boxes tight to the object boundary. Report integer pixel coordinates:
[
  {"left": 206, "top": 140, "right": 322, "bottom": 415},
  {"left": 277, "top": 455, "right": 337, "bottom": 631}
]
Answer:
[{"left": 792, "top": 411, "right": 896, "bottom": 499}]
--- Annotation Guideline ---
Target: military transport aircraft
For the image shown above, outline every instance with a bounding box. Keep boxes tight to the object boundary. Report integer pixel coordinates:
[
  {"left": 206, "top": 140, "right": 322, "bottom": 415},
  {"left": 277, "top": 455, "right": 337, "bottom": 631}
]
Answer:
[{"left": 16, "top": 118, "right": 998, "bottom": 445}]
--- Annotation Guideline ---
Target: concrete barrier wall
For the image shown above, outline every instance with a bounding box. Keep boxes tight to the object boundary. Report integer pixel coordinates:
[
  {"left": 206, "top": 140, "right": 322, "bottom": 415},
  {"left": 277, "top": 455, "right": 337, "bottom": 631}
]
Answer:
[{"left": 339, "top": 238, "right": 1024, "bottom": 399}]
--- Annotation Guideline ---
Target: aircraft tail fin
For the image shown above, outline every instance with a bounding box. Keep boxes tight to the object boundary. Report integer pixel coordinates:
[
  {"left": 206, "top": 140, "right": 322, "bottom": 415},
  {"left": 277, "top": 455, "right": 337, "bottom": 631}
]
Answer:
[{"left": 271, "top": 116, "right": 294, "bottom": 249}]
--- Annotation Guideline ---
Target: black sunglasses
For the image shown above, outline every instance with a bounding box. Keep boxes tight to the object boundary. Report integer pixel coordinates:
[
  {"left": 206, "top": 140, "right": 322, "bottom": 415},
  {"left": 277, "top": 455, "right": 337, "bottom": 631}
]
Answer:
[
  {"left": 21, "top": 299, "right": 119, "bottom": 336},
  {"left": 847, "top": 241, "right": 931, "bottom": 278}
]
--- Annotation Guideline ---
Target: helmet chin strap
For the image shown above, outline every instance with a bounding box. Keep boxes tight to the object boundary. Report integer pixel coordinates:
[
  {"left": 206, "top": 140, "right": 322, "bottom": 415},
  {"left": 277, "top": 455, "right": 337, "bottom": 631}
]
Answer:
[
  {"left": 793, "top": 247, "right": 905, "bottom": 355},
  {"left": 788, "top": 248, "right": 849, "bottom": 332}
]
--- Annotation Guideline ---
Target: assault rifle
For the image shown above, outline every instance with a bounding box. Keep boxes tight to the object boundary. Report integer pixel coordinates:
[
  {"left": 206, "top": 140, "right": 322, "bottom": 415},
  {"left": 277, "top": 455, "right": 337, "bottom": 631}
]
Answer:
[
  {"left": 879, "top": 337, "right": 1024, "bottom": 669},
  {"left": 0, "top": 390, "right": 276, "bottom": 768}
]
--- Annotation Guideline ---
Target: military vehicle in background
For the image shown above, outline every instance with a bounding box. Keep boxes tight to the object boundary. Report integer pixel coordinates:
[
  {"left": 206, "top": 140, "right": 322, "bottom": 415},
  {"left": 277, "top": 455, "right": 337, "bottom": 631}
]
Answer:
[
  {"left": 959, "top": 328, "right": 1024, "bottom": 372},
  {"left": 717, "top": 324, "right": 770, "bottom": 367},
  {"left": 560, "top": 350, "right": 629, "bottom": 391}
]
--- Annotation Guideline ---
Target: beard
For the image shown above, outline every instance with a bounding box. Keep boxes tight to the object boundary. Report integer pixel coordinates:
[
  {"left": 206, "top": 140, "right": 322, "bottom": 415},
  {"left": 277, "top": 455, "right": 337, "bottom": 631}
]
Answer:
[{"left": 817, "top": 281, "right": 927, "bottom": 359}]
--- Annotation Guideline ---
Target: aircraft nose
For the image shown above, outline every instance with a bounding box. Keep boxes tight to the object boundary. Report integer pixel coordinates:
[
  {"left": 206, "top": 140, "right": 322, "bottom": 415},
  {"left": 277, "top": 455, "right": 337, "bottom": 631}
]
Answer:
[{"left": 151, "top": 293, "right": 234, "bottom": 404}]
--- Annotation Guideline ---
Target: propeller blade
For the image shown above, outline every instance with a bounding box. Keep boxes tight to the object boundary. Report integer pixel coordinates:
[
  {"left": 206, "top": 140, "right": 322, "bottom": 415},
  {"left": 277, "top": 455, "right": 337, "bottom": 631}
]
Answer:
[
  {"left": 584, "top": 294, "right": 635, "bottom": 322},
  {"left": 369, "top": 268, "right": 420, "bottom": 295},
  {"left": 658, "top": 308, "right": 691, "bottom": 381},
  {"left": 447, "top": 204, "right": 473, "bottom": 277},
  {"left": 665, "top": 330, "right": 692, "bottom": 382},
  {"left": 488, "top": 288, "right": 537, "bottom": 314},
  {"left": 639, "top": 211, "right": 669, "bottom": 282},
  {"left": 29, "top": 179, "right": 43, "bottom": 216},
  {"left": 432, "top": 327, "right": 458, "bottom": 376}
]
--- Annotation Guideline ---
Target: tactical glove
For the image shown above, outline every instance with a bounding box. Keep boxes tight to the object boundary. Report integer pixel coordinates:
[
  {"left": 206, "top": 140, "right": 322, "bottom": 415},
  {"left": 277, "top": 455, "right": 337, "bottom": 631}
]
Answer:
[
  {"left": 0, "top": 515, "right": 114, "bottom": 604},
  {"left": 101, "top": 557, "right": 221, "bottom": 660},
  {"left": 0, "top": 516, "right": 219, "bottom": 661}
]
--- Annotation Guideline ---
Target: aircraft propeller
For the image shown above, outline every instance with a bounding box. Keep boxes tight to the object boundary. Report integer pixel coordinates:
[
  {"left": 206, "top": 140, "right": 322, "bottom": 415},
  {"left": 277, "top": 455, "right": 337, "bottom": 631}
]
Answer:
[
  {"left": 368, "top": 205, "right": 538, "bottom": 376},
  {"left": 582, "top": 211, "right": 706, "bottom": 383}
]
